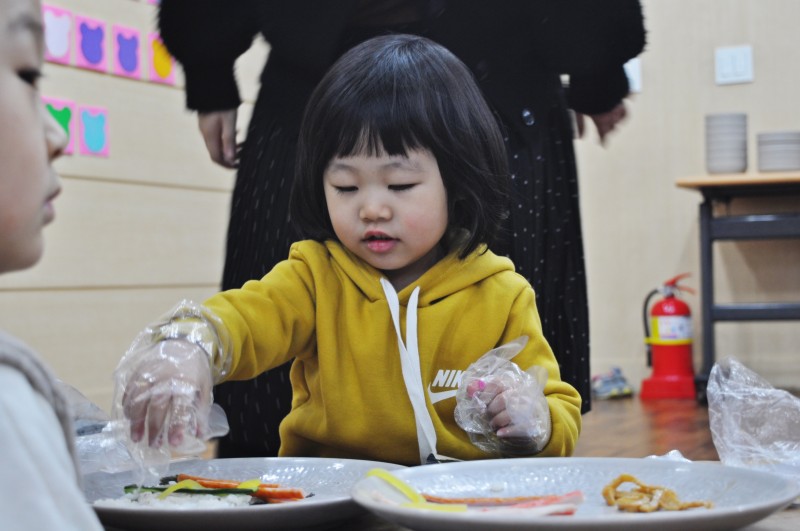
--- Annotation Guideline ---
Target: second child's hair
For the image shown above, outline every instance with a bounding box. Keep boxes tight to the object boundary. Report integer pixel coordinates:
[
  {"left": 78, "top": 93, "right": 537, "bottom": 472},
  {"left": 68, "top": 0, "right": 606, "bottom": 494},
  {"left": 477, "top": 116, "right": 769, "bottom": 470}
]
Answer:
[{"left": 290, "top": 34, "right": 510, "bottom": 259}]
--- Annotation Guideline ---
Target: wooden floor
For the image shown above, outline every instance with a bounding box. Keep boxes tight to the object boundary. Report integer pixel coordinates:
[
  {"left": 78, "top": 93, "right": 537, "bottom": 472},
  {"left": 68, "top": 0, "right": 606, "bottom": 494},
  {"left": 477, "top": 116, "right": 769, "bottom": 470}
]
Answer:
[{"left": 572, "top": 396, "right": 719, "bottom": 461}]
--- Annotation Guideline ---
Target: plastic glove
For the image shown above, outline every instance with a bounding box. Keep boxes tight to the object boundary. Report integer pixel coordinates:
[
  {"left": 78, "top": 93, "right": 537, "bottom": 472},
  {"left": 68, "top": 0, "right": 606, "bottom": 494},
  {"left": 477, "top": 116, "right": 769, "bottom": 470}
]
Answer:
[
  {"left": 117, "top": 339, "right": 216, "bottom": 450},
  {"left": 454, "top": 336, "right": 552, "bottom": 456},
  {"left": 111, "top": 301, "right": 231, "bottom": 456}
]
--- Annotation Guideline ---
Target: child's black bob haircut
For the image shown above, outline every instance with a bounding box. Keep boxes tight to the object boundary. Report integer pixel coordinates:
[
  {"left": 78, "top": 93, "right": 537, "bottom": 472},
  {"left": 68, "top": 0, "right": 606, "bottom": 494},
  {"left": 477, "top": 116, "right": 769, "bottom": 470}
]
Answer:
[{"left": 290, "top": 34, "right": 510, "bottom": 259}]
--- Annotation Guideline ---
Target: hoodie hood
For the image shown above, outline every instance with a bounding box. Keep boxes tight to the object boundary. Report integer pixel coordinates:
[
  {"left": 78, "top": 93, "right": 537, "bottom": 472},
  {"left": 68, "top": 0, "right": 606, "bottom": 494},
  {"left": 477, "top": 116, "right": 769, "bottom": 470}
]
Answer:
[{"left": 324, "top": 240, "right": 516, "bottom": 306}]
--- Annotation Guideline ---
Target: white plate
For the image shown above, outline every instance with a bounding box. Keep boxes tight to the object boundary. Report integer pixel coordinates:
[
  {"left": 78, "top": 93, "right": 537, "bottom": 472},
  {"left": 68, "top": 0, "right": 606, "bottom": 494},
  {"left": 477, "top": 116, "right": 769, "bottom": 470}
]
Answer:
[
  {"left": 351, "top": 457, "right": 800, "bottom": 531},
  {"left": 84, "top": 457, "right": 404, "bottom": 531}
]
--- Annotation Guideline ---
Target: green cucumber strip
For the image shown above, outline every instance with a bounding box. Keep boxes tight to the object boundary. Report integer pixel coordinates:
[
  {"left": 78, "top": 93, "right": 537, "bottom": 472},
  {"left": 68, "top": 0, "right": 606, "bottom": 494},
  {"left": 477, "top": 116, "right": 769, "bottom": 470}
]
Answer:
[{"left": 123, "top": 484, "right": 256, "bottom": 496}]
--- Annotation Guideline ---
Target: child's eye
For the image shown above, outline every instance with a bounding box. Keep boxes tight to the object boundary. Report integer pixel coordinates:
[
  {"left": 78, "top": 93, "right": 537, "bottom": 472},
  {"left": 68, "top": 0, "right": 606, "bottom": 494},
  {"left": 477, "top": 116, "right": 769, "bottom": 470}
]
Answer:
[
  {"left": 334, "top": 185, "right": 357, "bottom": 194},
  {"left": 389, "top": 184, "right": 415, "bottom": 191},
  {"left": 18, "top": 68, "right": 42, "bottom": 87}
]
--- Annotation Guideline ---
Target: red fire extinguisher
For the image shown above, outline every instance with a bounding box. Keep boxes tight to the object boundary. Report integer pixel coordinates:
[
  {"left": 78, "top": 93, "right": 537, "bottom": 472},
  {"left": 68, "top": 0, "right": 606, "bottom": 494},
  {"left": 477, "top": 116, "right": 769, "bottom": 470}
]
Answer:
[{"left": 640, "top": 273, "right": 697, "bottom": 400}]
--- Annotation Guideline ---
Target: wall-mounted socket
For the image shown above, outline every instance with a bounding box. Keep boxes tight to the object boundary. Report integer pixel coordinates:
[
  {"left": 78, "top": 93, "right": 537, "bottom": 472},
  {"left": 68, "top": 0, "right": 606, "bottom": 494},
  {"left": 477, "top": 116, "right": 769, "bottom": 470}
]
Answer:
[{"left": 715, "top": 45, "right": 754, "bottom": 85}]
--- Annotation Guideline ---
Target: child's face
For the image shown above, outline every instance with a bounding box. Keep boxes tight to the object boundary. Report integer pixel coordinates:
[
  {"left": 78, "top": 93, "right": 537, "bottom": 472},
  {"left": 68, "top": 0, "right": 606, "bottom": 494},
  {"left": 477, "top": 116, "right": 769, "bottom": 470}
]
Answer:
[
  {"left": 0, "top": 0, "right": 66, "bottom": 274},
  {"left": 323, "top": 148, "right": 448, "bottom": 288}
]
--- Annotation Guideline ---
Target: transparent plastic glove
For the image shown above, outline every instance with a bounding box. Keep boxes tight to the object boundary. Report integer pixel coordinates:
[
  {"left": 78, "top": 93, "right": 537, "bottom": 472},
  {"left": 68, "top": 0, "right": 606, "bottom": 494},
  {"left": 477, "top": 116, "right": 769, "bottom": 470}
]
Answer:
[
  {"left": 111, "top": 301, "right": 231, "bottom": 473},
  {"left": 454, "top": 336, "right": 552, "bottom": 456},
  {"left": 116, "top": 340, "right": 217, "bottom": 450}
]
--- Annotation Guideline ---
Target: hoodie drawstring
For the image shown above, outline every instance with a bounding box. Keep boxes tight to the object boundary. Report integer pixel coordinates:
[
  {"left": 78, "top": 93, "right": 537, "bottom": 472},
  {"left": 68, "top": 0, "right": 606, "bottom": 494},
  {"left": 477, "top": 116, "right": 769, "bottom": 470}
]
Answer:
[{"left": 380, "top": 278, "right": 440, "bottom": 464}]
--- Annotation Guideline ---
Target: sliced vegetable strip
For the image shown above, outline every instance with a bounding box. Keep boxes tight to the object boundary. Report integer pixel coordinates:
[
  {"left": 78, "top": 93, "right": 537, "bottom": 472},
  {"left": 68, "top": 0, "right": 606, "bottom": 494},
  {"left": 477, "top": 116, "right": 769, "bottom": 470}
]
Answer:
[
  {"left": 123, "top": 484, "right": 256, "bottom": 496},
  {"left": 142, "top": 473, "right": 307, "bottom": 503},
  {"left": 174, "top": 474, "right": 280, "bottom": 489},
  {"left": 250, "top": 487, "right": 306, "bottom": 502},
  {"left": 422, "top": 490, "right": 584, "bottom": 508}
]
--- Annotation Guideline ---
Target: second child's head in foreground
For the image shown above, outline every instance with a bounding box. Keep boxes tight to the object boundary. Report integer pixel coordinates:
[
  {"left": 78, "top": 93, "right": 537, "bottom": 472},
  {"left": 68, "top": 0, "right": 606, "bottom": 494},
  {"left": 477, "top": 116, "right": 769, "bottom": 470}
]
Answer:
[
  {"left": 291, "top": 34, "right": 510, "bottom": 289},
  {"left": 0, "top": 0, "right": 66, "bottom": 274}
]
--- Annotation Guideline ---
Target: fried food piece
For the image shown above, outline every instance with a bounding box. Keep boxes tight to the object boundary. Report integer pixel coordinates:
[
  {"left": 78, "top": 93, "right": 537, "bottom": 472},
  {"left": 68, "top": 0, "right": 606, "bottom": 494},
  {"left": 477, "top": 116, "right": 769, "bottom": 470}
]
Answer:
[{"left": 602, "top": 474, "right": 712, "bottom": 512}]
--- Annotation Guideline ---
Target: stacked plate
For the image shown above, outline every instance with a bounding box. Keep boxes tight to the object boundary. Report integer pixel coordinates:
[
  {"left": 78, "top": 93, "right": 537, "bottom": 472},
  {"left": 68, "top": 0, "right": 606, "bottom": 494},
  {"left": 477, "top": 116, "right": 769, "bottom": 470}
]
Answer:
[
  {"left": 757, "top": 131, "right": 800, "bottom": 172},
  {"left": 705, "top": 113, "right": 748, "bottom": 174}
]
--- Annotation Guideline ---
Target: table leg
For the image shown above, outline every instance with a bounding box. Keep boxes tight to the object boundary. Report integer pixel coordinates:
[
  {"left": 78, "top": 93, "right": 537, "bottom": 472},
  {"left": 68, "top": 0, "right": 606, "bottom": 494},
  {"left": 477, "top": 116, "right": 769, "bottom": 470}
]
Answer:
[{"left": 697, "top": 197, "right": 714, "bottom": 404}]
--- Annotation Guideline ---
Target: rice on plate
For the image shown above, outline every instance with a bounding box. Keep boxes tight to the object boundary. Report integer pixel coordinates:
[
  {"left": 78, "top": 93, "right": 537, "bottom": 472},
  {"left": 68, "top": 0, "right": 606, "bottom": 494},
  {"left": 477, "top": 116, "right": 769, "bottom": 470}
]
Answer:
[{"left": 94, "top": 490, "right": 254, "bottom": 509}]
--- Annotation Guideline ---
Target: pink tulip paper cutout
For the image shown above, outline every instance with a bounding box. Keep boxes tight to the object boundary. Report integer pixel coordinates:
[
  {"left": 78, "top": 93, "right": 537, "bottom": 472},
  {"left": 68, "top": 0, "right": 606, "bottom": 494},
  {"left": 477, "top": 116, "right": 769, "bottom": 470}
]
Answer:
[
  {"left": 112, "top": 25, "right": 141, "bottom": 79},
  {"left": 78, "top": 105, "right": 110, "bottom": 157},
  {"left": 74, "top": 16, "right": 107, "bottom": 72},
  {"left": 42, "top": 97, "right": 75, "bottom": 155},
  {"left": 42, "top": 5, "right": 72, "bottom": 65}
]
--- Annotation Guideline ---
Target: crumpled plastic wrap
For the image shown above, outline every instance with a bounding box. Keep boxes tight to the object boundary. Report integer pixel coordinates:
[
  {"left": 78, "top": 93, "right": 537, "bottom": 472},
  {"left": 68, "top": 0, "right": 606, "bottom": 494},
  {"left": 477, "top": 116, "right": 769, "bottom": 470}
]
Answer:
[
  {"left": 62, "top": 377, "right": 229, "bottom": 486},
  {"left": 57, "top": 381, "right": 135, "bottom": 477},
  {"left": 707, "top": 356, "right": 800, "bottom": 487},
  {"left": 454, "top": 336, "right": 551, "bottom": 455}
]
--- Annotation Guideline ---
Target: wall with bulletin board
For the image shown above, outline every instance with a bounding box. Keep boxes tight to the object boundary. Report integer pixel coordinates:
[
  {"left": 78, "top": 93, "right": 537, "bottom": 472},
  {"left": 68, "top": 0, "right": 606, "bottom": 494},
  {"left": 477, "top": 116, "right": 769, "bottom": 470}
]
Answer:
[{"left": 0, "top": 0, "right": 268, "bottom": 411}]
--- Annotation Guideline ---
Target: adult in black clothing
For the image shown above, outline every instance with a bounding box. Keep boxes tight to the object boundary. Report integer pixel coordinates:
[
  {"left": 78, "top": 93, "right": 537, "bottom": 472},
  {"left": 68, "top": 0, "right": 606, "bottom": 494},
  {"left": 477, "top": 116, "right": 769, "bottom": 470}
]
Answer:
[{"left": 157, "top": 0, "right": 645, "bottom": 458}]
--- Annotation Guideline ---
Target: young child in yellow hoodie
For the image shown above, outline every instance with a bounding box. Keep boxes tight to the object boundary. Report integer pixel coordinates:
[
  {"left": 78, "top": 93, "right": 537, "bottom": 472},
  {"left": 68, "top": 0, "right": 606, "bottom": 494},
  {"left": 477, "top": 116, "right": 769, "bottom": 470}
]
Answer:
[{"left": 114, "top": 34, "right": 581, "bottom": 466}]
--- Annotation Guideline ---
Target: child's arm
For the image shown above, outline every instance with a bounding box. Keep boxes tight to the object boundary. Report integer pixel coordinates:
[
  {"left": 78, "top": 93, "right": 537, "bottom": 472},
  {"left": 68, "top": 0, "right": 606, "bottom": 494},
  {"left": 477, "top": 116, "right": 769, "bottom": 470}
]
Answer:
[
  {"left": 112, "top": 244, "right": 320, "bottom": 454},
  {"left": 455, "top": 285, "right": 582, "bottom": 457}
]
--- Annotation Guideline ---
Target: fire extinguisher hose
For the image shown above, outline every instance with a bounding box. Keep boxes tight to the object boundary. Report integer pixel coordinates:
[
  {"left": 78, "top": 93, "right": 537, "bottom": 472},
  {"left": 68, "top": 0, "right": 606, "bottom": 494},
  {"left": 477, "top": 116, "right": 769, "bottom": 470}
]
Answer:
[{"left": 643, "top": 288, "right": 660, "bottom": 367}]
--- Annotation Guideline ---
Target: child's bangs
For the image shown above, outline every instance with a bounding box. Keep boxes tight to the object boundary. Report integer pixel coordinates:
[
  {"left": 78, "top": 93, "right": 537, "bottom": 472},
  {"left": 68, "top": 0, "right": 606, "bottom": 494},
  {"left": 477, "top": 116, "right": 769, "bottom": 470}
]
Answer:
[{"left": 325, "top": 90, "right": 434, "bottom": 160}]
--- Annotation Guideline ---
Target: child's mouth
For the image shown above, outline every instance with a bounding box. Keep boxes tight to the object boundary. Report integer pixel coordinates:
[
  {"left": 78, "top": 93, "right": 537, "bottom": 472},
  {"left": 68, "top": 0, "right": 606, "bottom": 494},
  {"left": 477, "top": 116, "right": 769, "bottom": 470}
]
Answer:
[{"left": 364, "top": 234, "right": 396, "bottom": 252}]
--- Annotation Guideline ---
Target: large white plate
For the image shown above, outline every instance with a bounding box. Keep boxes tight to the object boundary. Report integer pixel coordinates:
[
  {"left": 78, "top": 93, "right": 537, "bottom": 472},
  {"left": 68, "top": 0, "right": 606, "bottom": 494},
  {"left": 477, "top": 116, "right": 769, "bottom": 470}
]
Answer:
[
  {"left": 84, "top": 457, "right": 404, "bottom": 531},
  {"left": 351, "top": 457, "right": 800, "bottom": 531}
]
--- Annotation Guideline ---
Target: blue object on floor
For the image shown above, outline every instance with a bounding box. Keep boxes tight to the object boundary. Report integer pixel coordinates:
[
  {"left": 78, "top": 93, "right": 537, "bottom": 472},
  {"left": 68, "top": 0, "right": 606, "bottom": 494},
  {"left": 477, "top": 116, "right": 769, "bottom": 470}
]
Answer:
[{"left": 592, "top": 367, "right": 634, "bottom": 399}]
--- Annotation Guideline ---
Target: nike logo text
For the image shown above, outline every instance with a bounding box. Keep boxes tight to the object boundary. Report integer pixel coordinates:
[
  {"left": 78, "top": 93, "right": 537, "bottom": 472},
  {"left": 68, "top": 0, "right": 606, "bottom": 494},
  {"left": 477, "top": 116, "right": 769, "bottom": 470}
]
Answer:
[{"left": 427, "top": 369, "right": 463, "bottom": 404}]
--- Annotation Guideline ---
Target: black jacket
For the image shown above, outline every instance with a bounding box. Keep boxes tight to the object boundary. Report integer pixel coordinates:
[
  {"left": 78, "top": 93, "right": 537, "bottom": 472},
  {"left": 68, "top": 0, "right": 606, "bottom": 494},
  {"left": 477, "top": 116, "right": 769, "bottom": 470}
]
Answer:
[{"left": 158, "top": 0, "right": 646, "bottom": 141}]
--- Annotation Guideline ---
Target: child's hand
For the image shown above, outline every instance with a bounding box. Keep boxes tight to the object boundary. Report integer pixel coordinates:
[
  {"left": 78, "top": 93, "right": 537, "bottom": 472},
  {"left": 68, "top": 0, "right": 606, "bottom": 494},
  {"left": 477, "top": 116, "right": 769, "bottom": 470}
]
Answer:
[
  {"left": 465, "top": 377, "right": 551, "bottom": 455},
  {"left": 115, "top": 339, "right": 215, "bottom": 452},
  {"left": 455, "top": 337, "right": 552, "bottom": 456}
]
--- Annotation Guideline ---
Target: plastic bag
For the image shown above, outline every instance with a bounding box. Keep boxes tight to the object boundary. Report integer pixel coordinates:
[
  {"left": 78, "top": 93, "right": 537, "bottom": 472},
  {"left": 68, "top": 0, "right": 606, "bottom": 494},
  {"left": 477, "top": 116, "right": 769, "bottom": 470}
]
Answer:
[
  {"left": 56, "top": 381, "right": 136, "bottom": 476},
  {"left": 60, "top": 379, "right": 227, "bottom": 486},
  {"left": 707, "top": 357, "right": 800, "bottom": 487},
  {"left": 454, "top": 336, "right": 551, "bottom": 455}
]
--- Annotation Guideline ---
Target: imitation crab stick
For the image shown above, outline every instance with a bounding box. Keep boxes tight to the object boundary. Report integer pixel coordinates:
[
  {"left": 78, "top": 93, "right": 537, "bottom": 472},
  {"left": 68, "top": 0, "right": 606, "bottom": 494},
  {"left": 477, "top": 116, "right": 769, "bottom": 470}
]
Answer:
[{"left": 421, "top": 490, "right": 585, "bottom": 507}]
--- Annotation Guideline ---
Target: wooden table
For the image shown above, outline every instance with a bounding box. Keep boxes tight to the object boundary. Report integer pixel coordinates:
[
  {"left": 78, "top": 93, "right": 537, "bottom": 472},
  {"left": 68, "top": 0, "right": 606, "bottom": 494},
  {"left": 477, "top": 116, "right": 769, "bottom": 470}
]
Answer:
[{"left": 676, "top": 173, "right": 800, "bottom": 402}]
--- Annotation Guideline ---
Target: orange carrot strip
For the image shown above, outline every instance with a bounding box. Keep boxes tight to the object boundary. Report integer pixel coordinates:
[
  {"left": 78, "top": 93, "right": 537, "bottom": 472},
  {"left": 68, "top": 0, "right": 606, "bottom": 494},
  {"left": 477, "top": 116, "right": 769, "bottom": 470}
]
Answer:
[{"left": 251, "top": 487, "right": 306, "bottom": 502}]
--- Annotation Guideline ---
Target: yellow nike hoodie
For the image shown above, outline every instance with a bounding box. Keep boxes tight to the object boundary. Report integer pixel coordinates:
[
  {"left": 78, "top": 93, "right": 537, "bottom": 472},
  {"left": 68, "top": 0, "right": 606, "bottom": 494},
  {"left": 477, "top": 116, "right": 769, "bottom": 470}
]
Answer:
[{"left": 204, "top": 240, "right": 581, "bottom": 465}]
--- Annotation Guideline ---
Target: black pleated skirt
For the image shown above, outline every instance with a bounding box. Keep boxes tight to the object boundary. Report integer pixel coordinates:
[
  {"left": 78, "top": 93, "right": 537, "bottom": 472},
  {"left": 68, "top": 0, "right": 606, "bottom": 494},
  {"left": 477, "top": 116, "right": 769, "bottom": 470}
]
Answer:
[
  {"left": 496, "top": 100, "right": 591, "bottom": 415},
  {"left": 214, "top": 105, "right": 297, "bottom": 457}
]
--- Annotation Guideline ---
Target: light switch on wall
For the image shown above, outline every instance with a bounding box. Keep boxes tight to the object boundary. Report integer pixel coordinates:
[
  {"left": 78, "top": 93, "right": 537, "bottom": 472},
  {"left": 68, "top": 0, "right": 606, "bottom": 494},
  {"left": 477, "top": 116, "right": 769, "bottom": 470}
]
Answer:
[{"left": 715, "top": 45, "right": 754, "bottom": 85}]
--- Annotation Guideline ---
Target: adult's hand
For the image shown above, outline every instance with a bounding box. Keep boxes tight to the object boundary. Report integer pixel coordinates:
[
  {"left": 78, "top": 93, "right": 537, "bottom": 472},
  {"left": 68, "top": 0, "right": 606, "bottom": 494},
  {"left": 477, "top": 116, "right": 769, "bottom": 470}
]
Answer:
[
  {"left": 197, "top": 109, "right": 238, "bottom": 168},
  {"left": 575, "top": 102, "right": 628, "bottom": 145}
]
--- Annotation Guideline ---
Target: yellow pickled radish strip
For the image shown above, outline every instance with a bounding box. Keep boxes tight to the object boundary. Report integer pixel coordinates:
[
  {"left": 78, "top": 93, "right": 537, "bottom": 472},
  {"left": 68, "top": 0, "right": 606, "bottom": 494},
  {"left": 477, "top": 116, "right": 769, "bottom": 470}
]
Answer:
[
  {"left": 236, "top": 479, "right": 263, "bottom": 490},
  {"left": 401, "top": 501, "right": 468, "bottom": 512},
  {"left": 158, "top": 479, "right": 204, "bottom": 499},
  {"left": 366, "top": 468, "right": 426, "bottom": 504}
]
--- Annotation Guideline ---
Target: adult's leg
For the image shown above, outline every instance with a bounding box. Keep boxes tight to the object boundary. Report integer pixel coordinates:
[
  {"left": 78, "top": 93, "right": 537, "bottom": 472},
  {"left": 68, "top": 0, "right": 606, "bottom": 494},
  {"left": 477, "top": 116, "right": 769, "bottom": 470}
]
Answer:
[
  {"left": 214, "top": 116, "right": 297, "bottom": 457},
  {"left": 501, "top": 102, "right": 591, "bottom": 414}
]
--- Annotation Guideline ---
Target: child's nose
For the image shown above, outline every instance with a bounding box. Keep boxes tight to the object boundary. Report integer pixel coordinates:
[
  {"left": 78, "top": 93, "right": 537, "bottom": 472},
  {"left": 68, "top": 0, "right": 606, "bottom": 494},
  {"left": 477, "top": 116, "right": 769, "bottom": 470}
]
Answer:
[
  {"left": 42, "top": 103, "right": 68, "bottom": 160},
  {"left": 359, "top": 194, "right": 391, "bottom": 221}
]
